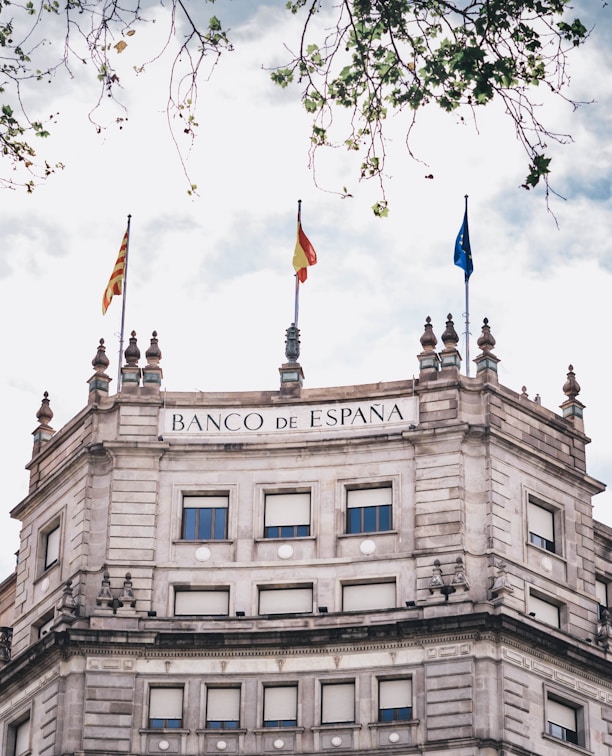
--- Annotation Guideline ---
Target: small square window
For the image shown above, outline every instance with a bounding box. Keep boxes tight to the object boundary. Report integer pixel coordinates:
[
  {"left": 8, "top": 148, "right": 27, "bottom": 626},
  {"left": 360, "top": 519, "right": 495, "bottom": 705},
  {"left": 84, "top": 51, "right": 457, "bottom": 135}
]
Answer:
[
  {"left": 547, "top": 695, "right": 583, "bottom": 746},
  {"left": 529, "top": 593, "right": 561, "bottom": 628},
  {"left": 258, "top": 586, "right": 313, "bottom": 615},
  {"left": 37, "top": 613, "right": 55, "bottom": 639},
  {"left": 148, "top": 687, "right": 183, "bottom": 729},
  {"left": 174, "top": 589, "right": 229, "bottom": 616},
  {"left": 206, "top": 687, "right": 240, "bottom": 729},
  {"left": 596, "top": 578, "right": 609, "bottom": 620},
  {"left": 342, "top": 582, "right": 396, "bottom": 612},
  {"left": 528, "top": 499, "right": 555, "bottom": 553},
  {"left": 321, "top": 682, "right": 355, "bottom": 725},
  {"left": 378, "top": 679, "right": 412, "bottom": 723},
  {"left": 181, "top": 495, "right": 228, "bottom": 541},
  {"left": 43, "top": 524, "right": 60, "bottom": 570},
  {"left": 263, "top": 685, "right": 297, "bottom": 727},
  {"left": 264, "top": 492, "right": 310, "bottom": 538},
  {"left": 346, "top": 487, "right": 392, "bottom": 534}
]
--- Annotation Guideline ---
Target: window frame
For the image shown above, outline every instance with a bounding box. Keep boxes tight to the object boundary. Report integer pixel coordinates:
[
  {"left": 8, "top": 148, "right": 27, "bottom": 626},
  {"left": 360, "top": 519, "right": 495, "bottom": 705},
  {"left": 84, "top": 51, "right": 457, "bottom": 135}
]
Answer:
[
  {"left": 596, "top": 577, "right": 609, "bottom": 621},
  {"left": 263, "top": 684, "right": 298, "bottom": 728},
  {"left": 341, "top": 581, "right": 397, "bottom": 612},
  {"left": 263, "top": 491, "right": 311, "bottom": 539},
  {"left": 173, "top": 588, "right": 230, "bottom": 617},
  {"left": 377, "top": 678, "right": 413, "bottom": 724},
  {"left": 39, "top": 520, "right": 61, "bottom": 574},
  {"left": 148, "top": 686, "right": 184, "bottom": 730},
  {"left": 529, "top": 591, "right": 562, "bottom": 629},
  {"left": 527, "top": 496, "right": 560, "bottom": 555},
  {"left": 7, "top": 713, "right": 31, "bottom": 756},
  {"left": 205, "top": 686, "right": 241, "bottom": 730},
  {"left": 321, "top": 681, "right": 356, "bottom": 725},
  {"left": 345, "top": 485, "right": 393, "bottom": 535},
  {"left": 545, "top": 692, "right": 585, "bottom": 748},
  {"left": 181, "top": 494, "right": 229, "bottom": 541},
  {"left": 258, "top": 585, "right": 313, "bottom": 616}
]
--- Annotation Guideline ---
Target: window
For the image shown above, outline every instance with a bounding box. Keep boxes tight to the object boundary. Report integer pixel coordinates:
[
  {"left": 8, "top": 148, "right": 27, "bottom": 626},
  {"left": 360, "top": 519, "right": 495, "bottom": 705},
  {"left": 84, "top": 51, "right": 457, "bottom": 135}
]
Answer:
[
  {"left": 547, "top": 696, "right": 582, "bottom": 746},
  {"left": 37, "top": 614, "right": 55, "bottom": 638},
  {"left": 263, "top": 685, "right": 297, "bottom": 727},
  {"left": 528, "top": 499, "right": 555, "bottom": 553},
  {"left": 264, "top": 492, "right": 310, "bottom": 538},
  {"left": 378, "top": 679, "right": 412, "bottom": 723},
  {"left": 9, "top": 716, "right": 30, "bottom": 756},
  {"left": 342, "top": 582, "right": 396, "bottom": 612},
  {"left": 206, "top": 687, "right": 240, "bottom": 729},
  {"left": 43, "top": 524, "right": 60, "bottom": 570},
  {"left": 148, "top": 687, "right": 183, "bottom": 729},
  {"left": 181, "top": 495, "right": 228, "bottom": 540},
  {"left": 596, "top": 579, "right": 609, "bottom": 620},
  {"left": 321, "top": 683, "right": 355, "bottom": 725},
  {"left": 174, "top": 589, "right": 229, "bottom": 616},
  {"left": 259, "top": 586, "right": 312, "bottom": 615},
  {"left": 529, "top": 593, "right": 560, "bottom": 628},
  {"left": 346, "top": 487, "right": 392, "bottom": 534}
]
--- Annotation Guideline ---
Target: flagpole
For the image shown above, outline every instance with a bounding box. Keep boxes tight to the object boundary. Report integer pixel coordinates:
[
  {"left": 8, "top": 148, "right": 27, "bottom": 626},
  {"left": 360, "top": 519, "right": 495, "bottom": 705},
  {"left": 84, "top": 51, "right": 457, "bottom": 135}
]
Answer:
[
  {"left": 464, "top": 195, "right": 470, "bottom": 376},
  {"left": 117, "top": 214, "right": 131, "bottom": 391},
  {"left": 293, "top": 199, "right": 302, "bottom": 329}
]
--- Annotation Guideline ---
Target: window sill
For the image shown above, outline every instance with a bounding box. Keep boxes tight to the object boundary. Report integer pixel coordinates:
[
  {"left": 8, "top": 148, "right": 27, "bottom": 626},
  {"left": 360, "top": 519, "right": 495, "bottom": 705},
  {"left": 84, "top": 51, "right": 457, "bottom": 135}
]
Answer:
[
  {"left": 312, "top": 723, "right": 362, "bottom": 732},
  {"left": 197, "top": 728, "right": 247, "bottom": 735},
  {"left": 255, "top": 536, "right": 316, "bottom": 543},
  {"left": 173, "top": 539, "right": 233, "bottom": 545},
  {"left": 337, "top": 531, "right": 397, "bottom": 540},
  {"left": 542, "top": 733, "right": 591, "bottom": 753},
  {"left": 367, "top": 719, "right": 418, "bottom": 730},
  {"left": 253, "top": 727, "right": 305, "bottom": 735},
  {"left": 139, "top": 728, "right": 190, "bottom": 735}
]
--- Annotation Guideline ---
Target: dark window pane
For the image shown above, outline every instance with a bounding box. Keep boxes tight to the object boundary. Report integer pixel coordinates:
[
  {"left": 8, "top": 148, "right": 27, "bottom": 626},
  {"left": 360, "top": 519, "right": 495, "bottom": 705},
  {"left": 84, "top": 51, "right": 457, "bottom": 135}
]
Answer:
[
  {"left": 198, "top": 508, "right": 213, "bottom": 539},
  {"left": 213, "top": 508, "right": 227, "bottom": 540},
  {"left": 347, "top": 508, "right": 362, "bottom": 534},
  {"left": 379, "top": 505, "right": 392, "bottom": 531},
  {"left": 183, "top": 509, "right": 197, "bottom": 540}
]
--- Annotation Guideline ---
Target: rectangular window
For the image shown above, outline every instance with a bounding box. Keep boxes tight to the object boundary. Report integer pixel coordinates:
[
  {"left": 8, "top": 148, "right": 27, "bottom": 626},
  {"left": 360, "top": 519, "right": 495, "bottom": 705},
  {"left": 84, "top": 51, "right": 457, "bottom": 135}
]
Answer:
[
  {"left": 263, "top": 685, "right": 298, "bottom": 727},
  {"left": 528, "top": 499, "right": 555, "bottom": 553},
  {"left": 259, "top": 587, "right": 313, "bottom": 615},
  {"left": 596, "top": 579, "right": 609, "bottom": 620},
  {"left": 342, "top": 582, "right": 396, "bottom": 612},
  {"left": 346, "top": 487, "right": 392, "bottom": 534},
  {"left": 38, "top": 615, "right": 55, "bottom": 638},
  {"left": 378, "top": 679, "right": 412, "bottom": 723},
  {"left": 174, "top": 589, "right": 229, "bottom": 616},
  {"left": 44, "top": 525, "right": 60, "bottom": 570},
  {"left": 264, "top": 492, "right": 310, "bottom": 538},
  {"left": 547, "top": 697, "right": 580, "bottom": 745},
  {"left": 206, "top": 687, "right": 240, "bottom": 729},
  {"left": 181, "top": 495, "right": 228, "bottom": 541},
  {"left": 321, "top": 683, "right": 355, "bottom": 725},
  {"left": 12, "top": 717, "right": 30, "bottom": 756},
  {"left": 529, "top": 593, "right": 560, "bottom": 628},
  {"left": 149, "top": 687, "right": 183, "bottom": 729}
]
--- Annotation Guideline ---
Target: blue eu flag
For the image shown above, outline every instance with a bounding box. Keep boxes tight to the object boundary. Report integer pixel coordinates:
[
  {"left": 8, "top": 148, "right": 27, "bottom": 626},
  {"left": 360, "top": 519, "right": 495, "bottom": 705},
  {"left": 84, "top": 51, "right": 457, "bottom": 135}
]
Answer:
[{"left": 454, "top": 210, "right": 473, "bottom": 281}]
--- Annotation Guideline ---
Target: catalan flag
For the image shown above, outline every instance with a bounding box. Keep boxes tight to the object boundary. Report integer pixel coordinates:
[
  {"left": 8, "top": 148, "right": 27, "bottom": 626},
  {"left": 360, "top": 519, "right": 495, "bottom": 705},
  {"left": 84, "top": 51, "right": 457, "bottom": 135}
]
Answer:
[
  {"left": 292, "top": 207, "right": 317, "bottom": 283},
  {"left": 102, "top": 228, "right": 129, "bottom": 314}
]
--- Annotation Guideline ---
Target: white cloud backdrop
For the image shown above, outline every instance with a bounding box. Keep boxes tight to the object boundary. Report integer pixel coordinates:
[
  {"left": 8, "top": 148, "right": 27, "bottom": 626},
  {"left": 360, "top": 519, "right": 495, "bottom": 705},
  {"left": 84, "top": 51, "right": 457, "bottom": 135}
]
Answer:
[{"left": 0, "top": 1, "right": 610, "bottom": 578}]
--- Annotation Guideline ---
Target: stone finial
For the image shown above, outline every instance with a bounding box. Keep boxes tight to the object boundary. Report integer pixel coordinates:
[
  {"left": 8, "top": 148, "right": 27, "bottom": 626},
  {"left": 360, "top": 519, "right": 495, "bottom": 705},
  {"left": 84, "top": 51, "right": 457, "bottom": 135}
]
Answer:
[
  {"left": 439, "top": 313, "right": 462, "bottom": 371},
  {"left": 118, "top": 572, "right": 136, "bottom": 608},
  {"left": 0, "top": 626, "right": 13, "bottom": 665},
  {"left": 563, "top": 364, "right": 581, "bottom": 400},
  {"left": 441, "top": 314, "right": 459, "bottom": 349},
  {"left": 124, "top": 331, "right": 140, "bottom": 366},
  {"left": 560, "top": 364, "right": 584, "bottom": 426},
  {"left": 417, "top": 316, "right": 441, "bottom": 377},
  {"left": 36, "top": 391, "right": 54, "bottom": 427},
  {"left": 96, "top": 570, "right": 114, "bottom": 605},
  {"left": 476, "top": 317, "right": 496, "bottom": 352},
  {"left": 520, "top": 386, "right": 529, "bottom": 399},
  {"left": 88, "top": 338, "right": 112, "bottom": 403},
  {"left": 280, "top": 323, "right": 304, "bottom": 396},
  {"left": 142, "top": 331, "right": 163, "bottom": 392},
  {"left": 597, "top": 608, "right": 612, "bottom": 650},
  {"left": 145, "top": 331, "right": 162, "bottom": 366},
  {"left": 451, "top": 556, "right": 470, "bottom": 591},
  {"left": 429, "top": 559, "right": 444, "bottom": 592},
  {"left": 92, "top": 338, "right": 110, "bottom": 373},
  {"left": 474, "top": 317, "right": 500, "bottom": 379},
  {"left": 420, "top": 316, "right": 438, "bottom": 351},
  {"left": 491, "top": 560, "right": 514, "bottom": 597},
  {"left": 55, "top": 580, "right": 78, "bottom": 628},
  {"left": 285, "top": 323, "right": 300, "bottom": 364},
  {"left": 32, "top": 391, "right": 55, "bottom": 455}
]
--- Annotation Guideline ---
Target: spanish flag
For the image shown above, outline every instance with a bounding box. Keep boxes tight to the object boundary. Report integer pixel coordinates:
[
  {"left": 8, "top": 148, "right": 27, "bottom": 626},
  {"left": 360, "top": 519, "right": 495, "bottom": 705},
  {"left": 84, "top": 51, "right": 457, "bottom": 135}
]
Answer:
[
  {"left": 102, "top": 228, "right": 129, "bottom": 314},
  {"left": 292, "top": 209, "right": 317, "bottom": 283}
]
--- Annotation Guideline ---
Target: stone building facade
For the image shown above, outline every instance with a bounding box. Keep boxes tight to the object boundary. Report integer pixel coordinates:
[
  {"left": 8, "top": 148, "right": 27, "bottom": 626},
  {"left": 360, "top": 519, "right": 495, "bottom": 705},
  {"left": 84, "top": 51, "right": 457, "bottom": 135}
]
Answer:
[{"left": 1, "top": 316, "right": 611, "bottom": 756}]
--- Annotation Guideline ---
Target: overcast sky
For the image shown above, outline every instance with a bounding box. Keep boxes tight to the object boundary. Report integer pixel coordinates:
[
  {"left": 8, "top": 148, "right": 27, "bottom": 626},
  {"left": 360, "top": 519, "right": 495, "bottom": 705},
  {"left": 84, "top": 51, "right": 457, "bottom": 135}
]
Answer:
[{"left": 1, "top": 1, "right": 610, "bottom": 579}]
